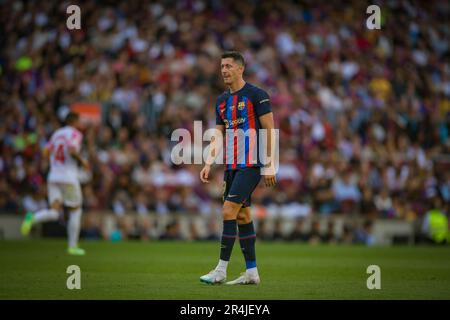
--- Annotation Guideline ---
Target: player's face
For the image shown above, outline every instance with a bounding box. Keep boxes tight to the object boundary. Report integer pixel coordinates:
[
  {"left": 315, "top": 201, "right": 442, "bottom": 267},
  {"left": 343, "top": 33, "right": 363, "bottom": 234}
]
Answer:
[{"left": 221, "top": 58, "right": 243, "bottom": 86}]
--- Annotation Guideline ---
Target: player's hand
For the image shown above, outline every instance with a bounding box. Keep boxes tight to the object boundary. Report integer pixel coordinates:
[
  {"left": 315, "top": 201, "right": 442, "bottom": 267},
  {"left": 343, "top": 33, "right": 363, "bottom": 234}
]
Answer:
[
  {"left": 80, "top": 159, "right": 90, "bottom": 171},
  {"left": 264, "top": 174, "right": 277, "bottom": 187},
  {"left": 200, "top": 165, "right": 211, "bottom": 183}
]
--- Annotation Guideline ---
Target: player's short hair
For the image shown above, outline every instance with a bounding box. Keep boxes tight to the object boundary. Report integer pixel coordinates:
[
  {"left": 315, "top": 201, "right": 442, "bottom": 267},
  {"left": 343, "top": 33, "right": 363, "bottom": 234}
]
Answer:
[
  {"left": 65, "top": 112, "right": 80, "bottom": 125},
  {"left": 221, "top": 51, "right": 245, "bottom": 66}
]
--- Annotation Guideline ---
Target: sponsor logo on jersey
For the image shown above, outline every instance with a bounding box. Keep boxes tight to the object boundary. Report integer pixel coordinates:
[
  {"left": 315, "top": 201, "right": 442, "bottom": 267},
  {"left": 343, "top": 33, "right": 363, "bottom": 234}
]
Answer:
[{"left": 223, "top": 118, "right": 245, "bottom": 129}]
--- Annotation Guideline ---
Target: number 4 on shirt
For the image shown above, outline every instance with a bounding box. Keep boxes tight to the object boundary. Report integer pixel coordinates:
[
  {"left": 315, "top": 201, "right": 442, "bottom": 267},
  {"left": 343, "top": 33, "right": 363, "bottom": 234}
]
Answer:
[{"left": 55, "top": 144, "right": 65, "bottom": 163}]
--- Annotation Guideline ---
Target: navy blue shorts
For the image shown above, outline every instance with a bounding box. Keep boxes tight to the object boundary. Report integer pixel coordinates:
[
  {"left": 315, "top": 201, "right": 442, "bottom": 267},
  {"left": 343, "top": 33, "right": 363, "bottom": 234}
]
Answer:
[{"left": 223, "top": 167, "right": 261, "bottom": 208}]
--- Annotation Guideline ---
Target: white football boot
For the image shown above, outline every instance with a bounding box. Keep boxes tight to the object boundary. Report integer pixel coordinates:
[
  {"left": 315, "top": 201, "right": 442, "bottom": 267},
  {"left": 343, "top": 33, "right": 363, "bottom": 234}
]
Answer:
[
  {"left": 200, "top": 269, "right": 227, "bottom": 285},
  {"left": 226, "top": 272, "right": 260, "bottom": 285}
]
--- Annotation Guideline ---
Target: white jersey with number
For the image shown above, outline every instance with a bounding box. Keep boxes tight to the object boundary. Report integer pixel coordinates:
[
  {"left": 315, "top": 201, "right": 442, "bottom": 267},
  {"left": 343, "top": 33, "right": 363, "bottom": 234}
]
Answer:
[{"left": 46, "top": 126, "right": 83, "bottom": 185}]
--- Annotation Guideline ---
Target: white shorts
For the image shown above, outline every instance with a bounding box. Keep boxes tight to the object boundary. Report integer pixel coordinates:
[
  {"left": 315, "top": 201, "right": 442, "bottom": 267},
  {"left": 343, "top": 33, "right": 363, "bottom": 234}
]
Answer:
[{"left": 48, "top": 182, "right": 83, "bottom": 208}]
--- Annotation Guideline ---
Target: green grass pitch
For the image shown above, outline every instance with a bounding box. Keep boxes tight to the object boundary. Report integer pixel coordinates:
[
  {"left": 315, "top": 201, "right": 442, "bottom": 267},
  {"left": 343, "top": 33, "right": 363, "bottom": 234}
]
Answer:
[{"left": 1, "top": 240, "right": 450, "bottom": 299}]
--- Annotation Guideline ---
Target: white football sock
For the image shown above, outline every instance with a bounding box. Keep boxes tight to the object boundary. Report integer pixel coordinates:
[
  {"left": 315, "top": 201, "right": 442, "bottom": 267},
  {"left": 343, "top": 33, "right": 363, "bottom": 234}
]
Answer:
[
  {"left": 215, "top": 259, "right": 229, "bottom": 273},
  {"left": 34, "top": 209, "right": 59, "bottom": 223},
  {"left": 68, "top": 208, "right": 82, "bottom": 248},
  {"left": 246, "top": 267, "right": 259, "bottom": 278}
]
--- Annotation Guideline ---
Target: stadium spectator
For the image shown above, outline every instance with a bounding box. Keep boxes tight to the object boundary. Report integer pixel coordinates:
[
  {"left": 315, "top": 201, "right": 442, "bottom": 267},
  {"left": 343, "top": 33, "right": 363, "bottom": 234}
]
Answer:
[
  {"left": 421, "top": 196, "right": 449, "bottom": 245},
  {"left": 187, "top": 220, "right": 202, "bottom": 241},
  {"left": 159, "top": 219, "right": 183, "bottom": 241},
  {"left": 360, "top": 187, "right": 377, "bottom": 218},
  {"left": 308, "top": 220, "right": 322, "bottom": 245},
  {"left": 332, "top": 171, "right": 361, "bottom": 214},
  {"left": 321, "top": 221, "right": 338, "bottom": 244},
  {"left": 340, "top": 224, "right": 355, "bottom": 245},
  {"left": 374, "top": 189, "right": 394, "bottom": 218},
  {"left": 256, "top": 219, "right": 273, "bottom": 241},
  {"left": 272, "top": 218, "right": 285, "bottom": 241},
  {"left": 81, "top": 213, "right": 103, "bottom": 240},
  {"left": 204, "top": 217, "right": 220, "bottom": 241},
  {"left": 355, "top": 220, "right": 376, "bottom": 246},
  {"left": 287, "top": 218, "right": 309, "bottom": 242}
]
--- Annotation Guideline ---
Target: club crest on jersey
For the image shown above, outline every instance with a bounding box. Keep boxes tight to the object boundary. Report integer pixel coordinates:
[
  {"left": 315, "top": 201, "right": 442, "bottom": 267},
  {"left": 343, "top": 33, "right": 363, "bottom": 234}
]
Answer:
[{"left": 238, "top": 101, "right": 245, "bottom": 110}]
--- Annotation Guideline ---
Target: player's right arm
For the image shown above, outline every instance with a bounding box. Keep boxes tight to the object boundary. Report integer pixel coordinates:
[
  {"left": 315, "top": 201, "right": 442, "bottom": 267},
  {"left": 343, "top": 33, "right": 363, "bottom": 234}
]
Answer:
[
  {"left": 42, "top": 145, "right": 50, "bottom": 161},
  {"left": 200, "top": 98, "right": 225, "bottom": 184},
  {"left": 200, "top": 124, "right": 224, "bottom": 183},
  {"left": 40, "top": 143, "right": 51, "bottom": 172},
  {"left": 42, "top": 136, "right": 55, "bottom": 170}
]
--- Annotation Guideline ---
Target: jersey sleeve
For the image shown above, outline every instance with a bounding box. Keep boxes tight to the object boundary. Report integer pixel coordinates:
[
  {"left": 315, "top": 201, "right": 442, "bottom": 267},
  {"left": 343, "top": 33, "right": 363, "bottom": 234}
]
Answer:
[
  {"left": 253, "top": 89, "right": 272, "bottom": 117},
  {"left": 45, "top": 133, "right": 55, "bottom": 152},
  {"left": 215, "top": 98, "right": 225, "bottom": 126},
  {"left": 68, "top": 129, "right": 83, "bottom": 153}
]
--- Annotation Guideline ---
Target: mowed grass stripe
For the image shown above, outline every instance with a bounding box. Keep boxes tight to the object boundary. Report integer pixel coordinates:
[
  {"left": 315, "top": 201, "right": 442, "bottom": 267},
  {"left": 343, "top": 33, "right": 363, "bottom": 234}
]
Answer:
[{"left": 0, "top": 240, "right": 449, "bottom": 299}]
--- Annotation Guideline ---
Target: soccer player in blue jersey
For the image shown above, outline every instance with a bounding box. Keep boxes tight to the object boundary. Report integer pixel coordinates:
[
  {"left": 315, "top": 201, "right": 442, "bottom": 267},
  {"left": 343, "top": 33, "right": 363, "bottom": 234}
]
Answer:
[{"left": 199, "top": 51, "right": 277, "bottom": 285}]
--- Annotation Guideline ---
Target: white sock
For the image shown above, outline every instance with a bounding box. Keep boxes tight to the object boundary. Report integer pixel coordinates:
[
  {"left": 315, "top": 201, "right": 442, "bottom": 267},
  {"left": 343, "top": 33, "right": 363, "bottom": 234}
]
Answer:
[
  {"left": 34, "top": 209, "right": 59, "bottom": 223},
  {"left": 68, "top": 208, "right": 82, "bottom": 248},
  {"left": 246, "top": 267, "right": 259, "bottom": 278},
  {"left": 215, "top": 259, "right": 228, "bottom": 273}
]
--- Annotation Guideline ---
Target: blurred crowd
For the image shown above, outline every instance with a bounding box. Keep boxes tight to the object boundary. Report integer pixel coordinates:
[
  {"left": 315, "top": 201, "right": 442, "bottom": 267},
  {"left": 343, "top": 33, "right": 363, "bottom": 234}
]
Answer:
[
  {"left": 1, "top": 0, "right": 450, "bottom": 232},
  {"left": 79, "top": 213, "right": 377, "bottom": 246}
]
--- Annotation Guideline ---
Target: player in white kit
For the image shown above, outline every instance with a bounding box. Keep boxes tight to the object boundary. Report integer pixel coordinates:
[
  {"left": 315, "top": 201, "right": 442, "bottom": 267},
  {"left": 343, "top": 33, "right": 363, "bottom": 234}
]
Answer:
[{"left": 21, "top": 112, "right": 89, "bottom": 255}]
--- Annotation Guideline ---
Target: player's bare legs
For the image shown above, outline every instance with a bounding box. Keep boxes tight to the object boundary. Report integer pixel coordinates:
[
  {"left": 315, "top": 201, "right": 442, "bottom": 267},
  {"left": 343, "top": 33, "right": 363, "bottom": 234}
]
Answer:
[
  {"left": 236, "top": 207, "right": 252, "bottom": 224},
  {"left": 21, "top": 200, "right": 61, "bottom": 236},
  {"left": 21, "top": 199, "right": 85, "bottom": 256},
  {"left": 66, "top": 205, "right": 85, "bottom": 256},
  {"left": 226, "top": 206, "right": 260, "bottom": 285},
  {"left": 200, "top": 200, "right": 242, "bottom": 284}
]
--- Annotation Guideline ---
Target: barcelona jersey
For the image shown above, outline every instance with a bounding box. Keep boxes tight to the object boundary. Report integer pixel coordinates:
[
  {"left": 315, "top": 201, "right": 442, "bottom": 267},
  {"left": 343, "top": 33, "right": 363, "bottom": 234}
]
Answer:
[{"left": 215, "top": 82, "right": 272, "bottom": 170}]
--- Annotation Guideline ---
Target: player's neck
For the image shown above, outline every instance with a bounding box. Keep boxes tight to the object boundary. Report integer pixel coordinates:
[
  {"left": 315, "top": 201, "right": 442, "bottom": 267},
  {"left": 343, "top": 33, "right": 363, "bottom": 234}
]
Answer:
[{"left": 229, "top": 79, "right": 246, "bottom": 94}]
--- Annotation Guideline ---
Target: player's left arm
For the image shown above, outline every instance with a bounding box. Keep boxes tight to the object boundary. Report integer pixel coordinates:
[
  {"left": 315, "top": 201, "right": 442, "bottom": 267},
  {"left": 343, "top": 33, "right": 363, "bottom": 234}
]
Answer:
[
  {"left": 259, "top": 112, "right": 277, "bottom": 187},
  {"left": 69, "top": 132, "right": 89, "bottom": 170},
  {"left": 255, "top": 89, "right": 277, "bottom": 187},
  {"left": 69, "top": 146, "right": 89, "bottom": 170}
]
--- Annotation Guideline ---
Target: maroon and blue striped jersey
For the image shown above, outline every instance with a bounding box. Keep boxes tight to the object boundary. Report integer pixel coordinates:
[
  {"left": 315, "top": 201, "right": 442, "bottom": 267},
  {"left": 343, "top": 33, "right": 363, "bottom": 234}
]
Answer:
[{"left": 215, "top": 82, "right": 272, "bottom": 170}]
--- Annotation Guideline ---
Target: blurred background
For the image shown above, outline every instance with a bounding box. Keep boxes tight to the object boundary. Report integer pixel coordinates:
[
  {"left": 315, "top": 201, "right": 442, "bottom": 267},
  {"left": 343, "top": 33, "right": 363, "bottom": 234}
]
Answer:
[{"left": 0, "top": 0, "right": 449, "bottom": 246}]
